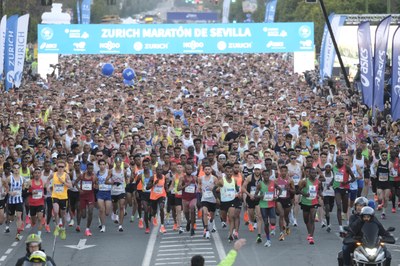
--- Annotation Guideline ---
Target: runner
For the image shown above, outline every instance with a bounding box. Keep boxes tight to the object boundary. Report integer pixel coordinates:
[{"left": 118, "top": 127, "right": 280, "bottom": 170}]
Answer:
[
  {"left": 111, "top": 157, "right": 128, "bottom": 232},
  {"left": 178, "top": 164, "right": 198, "bottom": 236},
  {"left": 74, "top": 162, "right": 96, "bottom": 236},
  {"left": 27, "top": 168, "right": 45, "bottom": 236},
  {"left": 170, "top": 163, "right": 184, "bottom": 234},
  {"left": 7, "top": 162, "right": 25, "bottom": 240},
  {"left": 95, "top": 159, "right": 112, "bottom": 232},
  {"left": 374, "top": 150, "right": 393, "bottom": 219},
  {"left": 41, "top": 161, "right": 53, "bottom": 233},
  {"left": 50, "top": 160, "right": 72, "bottom": 240},
  {"left": 136, "top": 157, "right": 153, "bottom": 233},
  {"left": 255, "top": 169, "right": 281, "bottom": 247},
  {"left": 276, "top": 165, "right": 294, "bottom": 241},
  {"left": 298, "top": 167, "right": 321, "bottom": 244},
  {"left": 198, "top": 164, "right": 218, "bottom": 239},
  {"left": 320, "top": 163, "right": 335, "bottom": 232},
  {"left": 67, "top": 160, "right": 81, "bottom": 229},
  {"left": 0, "top": 165, "right": 9, "bottom": 229},
  {"left": 147, "top": 167, "right": 168, "bottom": 233},
  {"left": 287, "top": 151, "right": 303, "bottom": 227}
]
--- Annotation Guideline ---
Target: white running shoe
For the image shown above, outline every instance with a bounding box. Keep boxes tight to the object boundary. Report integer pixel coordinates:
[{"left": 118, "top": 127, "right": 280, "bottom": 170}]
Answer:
[
  {"left": 69, "top": 219, "right": 75, "bottom": 227},
  {"left": 100, "top": 225, "right": 106, "bottom": 233},
  {"left": 264, "top": 240, "right": 272, "bottom": 247},
  {"left": 206, "top": 231, "right": 210, "bottom": 239},
  {"left": 111, "top": 213, "right": 116, "bottom": 221},
  {"left": 253, "top": 222, "right": 258, "bottom": 229},
  {"left": 270, "top": 229, "right": 275, "bottom": 236}
]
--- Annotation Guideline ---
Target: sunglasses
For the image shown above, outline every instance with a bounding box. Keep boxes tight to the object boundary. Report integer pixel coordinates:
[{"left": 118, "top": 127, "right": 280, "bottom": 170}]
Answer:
[
  {"left": 290, "top": 157, "right": 296, "bottom": 160},
  {"left": 57, "top": 165, "right": 65, "bottom": 168}
]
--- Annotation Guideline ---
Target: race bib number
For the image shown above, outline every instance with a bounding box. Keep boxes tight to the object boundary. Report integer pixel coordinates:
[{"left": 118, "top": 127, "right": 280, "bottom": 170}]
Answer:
[
  {"left": 32, "top": 190, "right": 43, "bottom": 199},
  {"left": 379, "top": 173, "right": 389, "bottom": 182},
  {"left": 391, "top": 169, "right": 398, "bottom": 177},
  {"left": 250, "top": 186, "right": 256, "bottom": 196},
  {"left": 99, "top": 184, "right": 110, "bottom": 191},
  {"left": 308, "top": 185, "right": 317, "bottom": 200},
  {"left": 154, "top": 185, "right": 163, "bottom": 194},
  {"left": 263, "top": 191, "right": 274, "bottom": 201},
  {"left": 279, "top": 186, "right": 287, "bottom": 198},
  {"left": 292, "top": 175, "right": 300, "bottom": 185},
  {"left": 82, "top": 181, "right": 92, "bottom": 191},
  {"left": 335, "top": 173, "right": 344, "bottom": 183},
  {"left": 226, "top": 188, "right": 235, "bottom": 198},
  {"left": 203, "top": 190, "right": 214, "bottom": 198},
  {"left": 185, "top": 184, "right": 195, "bottom": 194},
  {"left": 54, "top": 184, "right": 64, "bottom": 193},
  {"left": 112, "top": 185, "right": 124, "bottom": 194}
]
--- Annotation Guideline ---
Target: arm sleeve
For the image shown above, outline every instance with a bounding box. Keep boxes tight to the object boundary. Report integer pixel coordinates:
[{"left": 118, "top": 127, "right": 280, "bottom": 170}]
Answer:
[{"left": 217, "top": 250, "right": 238, "bottom": 266}]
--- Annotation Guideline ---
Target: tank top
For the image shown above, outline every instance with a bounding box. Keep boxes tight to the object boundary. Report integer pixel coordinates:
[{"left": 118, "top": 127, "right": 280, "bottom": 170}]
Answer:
[
  {"left": 140, "top": 170, "right": 153, "bottom": 193},
  {"left": 393, "top": 158, "right": 400, "bottom": 182},
  {"left": 276, "top": 177, "right": 290, "bottom": 199},
  {"left": 322, "top": 172, "right": 335, "bottom": 197},
  {"left": 182, "top": 175, "right": 197, "bottom": 201},
  {"left": 242, "top": 164, "right": 254, "bottom": 178},
  {"left": 111, "top": 168, "right": 126, "bottom": 196},
  {"left": 97, "top": 169, "right": 111, "bottom": 191},
  {"left": 0, "top": 179, "right": 5, "bottom": 200},
  {"left": 353, "top": 155, "right": 365, "bottom": 180},
  {"left": 20, "top": 167, "right": 31, "bottom": 184},
  {"left": 200, "top": 175, "right": 216, "bottom": 203},
  {"left": 376, "top": 160, "right": 390, "bottom": 182},
  {"left": 259, "top": 180, "right": 276, "bottom": 208},
  {"left": 349, "top": 164, "right": 358, "bottom": 190},
  {"left": 41, "top": 171, "right": 53, "bottom": 198},
  {"left": 288, "top": 163, "right": 302, "bottom": 186},
  {"left": 69, "top": 171, "right": 79, "bottom": 192},
  {"left": 300, "top": 178, "right": 319, "bottom": 206},
  {"left": 332, "top": 165, "right": 350, "bottom": 189},
  {"left": 8, "top": 175, "right": 23, "bottom": 204},
  {"left": 29, "top": 179, "right": 45, "bottom": 206},
  {"left": 79, "top": 172, "right": 95, "bottom": 195},
  {"left": 134, "top": 166, "right": 144, "bottom": 190},
  {"left": 232, "top": 173, "right": 243, "bottom": 194},
  {"left": 172, "top": 174, "right": 183, "bottom": 198},
  {"left": 51, "top": 172, "right": 69, "bottom": 200},
  {"left": 220, "top": 176, "right": 236, "bottom": 202},
  {"left": 247, "top": 174, "right": 261, "bottom": 198},
  {"left": 150, "top": 176, "right": 167, "bottom": 200}
]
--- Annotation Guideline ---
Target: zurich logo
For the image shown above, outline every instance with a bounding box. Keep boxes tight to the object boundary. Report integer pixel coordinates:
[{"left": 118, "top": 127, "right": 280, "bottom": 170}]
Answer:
[
  {"left": 41, "top": 27, "right": 54, "bottom": 41},
  {"left": 298, "top": 25, "right": 311, "bottom": 38}
]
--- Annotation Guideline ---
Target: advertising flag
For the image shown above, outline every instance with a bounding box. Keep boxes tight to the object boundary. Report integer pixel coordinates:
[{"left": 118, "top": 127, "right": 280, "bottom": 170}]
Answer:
[
  {"left": 264, "top": 0, "right": 277, "bottom": 23},
  {"left": 4, "top": 15, "right": 18, "bottom": 92},
  {"left": 77, "top": 0, "right": 81, "bottom": 24},
  {"left": 320, "top": 14, "right": 346, "bottom": 80},
  {"left": 391, "top": 26, "right": 400, "bottom": 120},
  {"left": 357, "top": 21, "right": 373, "bottom": 108},
  {"left": 373, "top": 15, "right": 392, "bottom": 112},
  {"left": 0, "top": 15, "right": 7, "bottom": 79},
  {"left": 81, "top": 0, "right": 91, "bottom": 24},
  {"left": 14, "top": 14, "right": 29, "bottom": 88},
  {"left": 222, "top": 0, "right": 231, "bottom": 23}
]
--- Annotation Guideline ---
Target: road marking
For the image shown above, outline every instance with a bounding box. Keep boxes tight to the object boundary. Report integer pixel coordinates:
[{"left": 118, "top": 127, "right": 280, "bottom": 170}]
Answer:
[
  {"left": 11, "top": 242, "right": 18, "bottom": 247},
  {"left": 141, "top": 224, "right": 160, "bottom": 266},
  {"left": 65, "top": 239, "right": 96, "bottom": 250},
  {"left": 4, "top": 249, "right": 12, "bottom": 255},
  {"left": 0, "top": 256, "right": 6, "bottom": 262}
]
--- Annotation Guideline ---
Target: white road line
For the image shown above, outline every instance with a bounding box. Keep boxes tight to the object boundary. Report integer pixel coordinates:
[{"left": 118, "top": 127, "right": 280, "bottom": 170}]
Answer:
[
  {"left": 11, "top": 242, "right": 18, "bottom": 247},
  {"left": 213, "top": 227, "right": 226, "bottom": 260},
  {"left": 160, "top": 239, "right": 210, "bottom": 243},
  {"left": 156, "top": 256, "right": 215, "bottom": 261},
  {"left": 155, "top": 262, "right": 182, "bottom": 265},
  {"left": 4, "top": 249, "right": 12, "bottom": 255},
  {"left": 141, "top": 224, "right": 160, "bottom": 266},
  {"left": 159, "top": 243, "right": 211, "bottom": 248},
  {"left": 0, "top": 256, "right": 6, "bottom": 262},
  {"left": 162, "top": 235, "right": 203, "bottom": 239},
  {"left": 158, "top": 247, "right": 213, "bottom": 252}
]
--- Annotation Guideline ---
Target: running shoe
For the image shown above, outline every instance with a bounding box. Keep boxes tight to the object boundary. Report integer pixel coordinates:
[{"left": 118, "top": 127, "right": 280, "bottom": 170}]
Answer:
[
  {"left": 205, "top": 231, "right": 210, "bottom": 239},
  {"left": 264, "top": 240, "right": 272, "bottom": 247},
  {"left": 279, "top": 232, "right": 285, "bottom": 241},
  {"left": 60, "top": 228, "right": 66, "bottom": 240},
  {"left": 138, "top": 218, "right": 144, "bottom": 229},
  {"left": 160, "top": 225, "right": 166, "bottom": 234},
  {"left": 256, "top": 236, "right": 262, "bottom": 243},
  {"left": 285, "top": 227, "right": 291, "bottom": 235},
  {"left": 392, "top": 208, "right": 396, "bottom": 213},
  {"left": 248, "top": 223, "right": 254, "bottom": 232},
  {"left": 114, "top": 215, "right": 119, "bottom": 224},
  {"left": 190, "top": 228, "right": 195, "bottom": 236},
  {"left": 193, "top": 223, "right": 197, "bottom": 230},
  {"left": 186, "top": 223, "right": 191, "bottom": 232},
  {"left": 326, "top": 226, "right": 331, "bottom": 233},
  {"left": 130, "top": 215, "right": 135, "bottom": 223},
  {"left": 152, "top": 217, "right": 158, "bottom": 226},
  {"left": 244, "top": 211, "right": 249, "bottom": 225},
  {"left": 69, "top": 219, "right": 74, "bottom": 227},
  {"left": 381, "top": 213, "right": 386, "bottom": 220},
  {"left": 119, "top": 225, "right": 124, "bottom": 232},
  {"left": 45, "top": 225, "right": 50, "bottom": 233},
  {"left": 211, "top": 222, "right": 217, "bottom": 233},
  {"left": 233, "top": 231, "right": 239, "bottom": 240},
  {"left": 308, "top": 236, "right": 314, "bottom": 245},
  {"left": 4, "top": 226, "right": 10, "bottom": 233},
  {"left": 173, "top": 223, "right": 178, "bottom": 231},
  {"left": 145, "top": 227, "right": 150, "bottom": 234},
  {"left": 16, "top": 233, "right": 22, "bottom": 241},
  {"left": 100, "top": 225, "right": 106, "bottom": 233},
  {"left": 85, "top": 229, "right": 92, "bottom": 236},
  {"left": 270, "top": 229, "right": 276, "bottom": 236},
  {"left": 53, "top": 225, "right": 60, "bottom": 237},
  {"left": 253, "top": 222, "right": 258, "bottom": 230},
  {"left": 76, "top": 226, "right": 81, "bottom": 232},
  {"left": 228, "top": 235, "right": 234, "bottom": 243},
  {"left": 293, "top": 219, "right": 298, "bottom": 227},
  {"left": 197, "top": 209, "right": 202, "bottom": 219},
  {"left": 179, "top": 227, "right": 184, "bottom": 234},
  {"left": 222, "top": 222, "right": 227, "bottom": 229}
]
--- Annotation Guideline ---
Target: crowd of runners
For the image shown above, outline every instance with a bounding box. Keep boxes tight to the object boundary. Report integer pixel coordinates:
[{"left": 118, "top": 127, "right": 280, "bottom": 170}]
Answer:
[{"left": 0, "top": 53, "right": 397, "bottom": 251}]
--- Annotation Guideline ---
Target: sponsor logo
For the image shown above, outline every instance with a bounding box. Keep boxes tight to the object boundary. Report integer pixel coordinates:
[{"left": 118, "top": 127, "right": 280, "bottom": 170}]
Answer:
[
  {"left": 41, "top": 27, "right": 54, "bottom": 41},
  {"left": 266, "top": 41, "right": 285, "bottom": 49},
  {"left": 359, "top": 47, "right": 371, "bottom": 88},
  {"left": 73, "top": 42, "right": 86, "bottom": 51},
  {"left": 262, "top": 27, "right": 287, "bottom": 37},
  {"left": 186, "top": 14, "right": 198, "bottom": 19},
  {"left": 99, "top": 41, "right": 121, "bottom": 51},
  {"left": 228, "top": 42, "right": 252, "bottom": 49},
  {"left": 144, "top": 43, "right": 169, "bottom": 49},
  {"left": 300, "top": 40, "right": 312, "bottom": 49},
  {"left": 39, "top": 42, "right": 58, "bottom": 50},
  {"left": 133, "top": 42, "right": 143, "bottom": 52},
  {"left": 183, "top": 40, "right": 204, "bottom": 50},
  {"left": 299, "top": 25, "right": 312, "bottom": 38},
  {"left": 64, "top": 29, "right": 89, "bottom": 39},
  {"left": 393, "top": 55, "right": 400, "bottom": 96},
  {"left": 217, "top": 41, "right": 227, "bottom": 51}
]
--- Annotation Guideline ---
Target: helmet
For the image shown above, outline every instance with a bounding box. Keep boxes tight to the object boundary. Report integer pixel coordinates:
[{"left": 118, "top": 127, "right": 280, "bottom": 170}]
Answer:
[
  {"left": 360, "top": 206, "right": 375, "bottom": 217},
  {"left": 28, "top": 250, "right": 47, "bottom": 263},
  {"left": 368, "top": 200, "right": 376, "bottom": 210},
  {"left": 354, "top": 197, "right": 368, "bottom": 207},
  {"left": 26, "top": 234, "right": 42, "bottom": 244}
]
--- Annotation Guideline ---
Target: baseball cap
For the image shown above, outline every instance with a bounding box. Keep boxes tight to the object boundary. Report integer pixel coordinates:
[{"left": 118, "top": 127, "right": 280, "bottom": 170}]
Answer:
[
  {"left": 222, "top": 122, "right": 229, "bottom": 127},
  {"left": 301, "top": 112, "right": 307, "bottom": 117},
  {"left": 218, "top": 154, "right": 226, "bottom": 160},
  {"left": 254, "top": 164, "right": 262, "bottom": 169}
]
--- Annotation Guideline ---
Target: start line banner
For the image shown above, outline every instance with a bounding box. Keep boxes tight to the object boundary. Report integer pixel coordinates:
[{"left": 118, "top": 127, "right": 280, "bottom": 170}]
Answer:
[{"left": 38, "top": 23, "right": 314, "bottom": 55}]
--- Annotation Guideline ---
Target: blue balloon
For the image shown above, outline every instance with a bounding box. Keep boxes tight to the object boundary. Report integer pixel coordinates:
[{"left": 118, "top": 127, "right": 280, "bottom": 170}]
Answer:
[
  {"left": 123, "top": 79, "right": 134, "bottom": 86},
  {"left": 122, "top": 68, "right": 135, "bottom": 81},
  {"left": 368, "top": 200, "right": 375, "bottom": 210},
  {"left": 102, "top": 63, "right": 114, "bottom": 76}
]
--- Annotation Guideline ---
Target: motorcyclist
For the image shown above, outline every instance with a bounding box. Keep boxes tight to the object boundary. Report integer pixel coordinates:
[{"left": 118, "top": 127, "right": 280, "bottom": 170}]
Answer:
[
  {"left": 22, "top": 250, "right": 55, "bottom": 266},
  {"left": 16, "top": 234, "right": 56, "bottom": 266},
  {"left": 342, "top": 206, "right": 392, "bottom": 266}
]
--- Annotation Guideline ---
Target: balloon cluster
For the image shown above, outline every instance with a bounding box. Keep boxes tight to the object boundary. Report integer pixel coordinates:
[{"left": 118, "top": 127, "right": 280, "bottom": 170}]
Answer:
[{"left": 101, "top": 63, "right": 136, "bottom": 86}]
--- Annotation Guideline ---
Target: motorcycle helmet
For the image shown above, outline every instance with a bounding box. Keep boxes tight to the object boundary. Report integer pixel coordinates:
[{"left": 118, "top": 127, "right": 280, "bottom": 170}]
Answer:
[
  {"left": 368, "top": 200, "right": 376, "bottom": 210},
  {"left": 26, "top": 234, "right": 42, "bottom": 245},
  {"left": 354, "top": 197, "right": 368, "bottom": 207},
  {"left": 28, "top": 250, "right": 47, "bottom": 265},
  {"left": 360, "top": 206, "right": 375, "bottom": 219}
]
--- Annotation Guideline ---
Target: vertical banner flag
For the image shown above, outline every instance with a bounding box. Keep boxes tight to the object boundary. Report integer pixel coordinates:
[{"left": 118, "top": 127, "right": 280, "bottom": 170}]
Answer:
[
  {"left": 4, "top": 15, "right": 18, "bottom": 92},
  {"left": 222, "top": 0, "right": 231, "bottom": 23},
  {"left": 0, "top": 15, "right": 7, "bottom": 80},
  {"left": 81, "top": 0, "right": 91, "bottom": 24},
  {"left": 373, "top": 15, "right": 392, "bottom": 112},
  {"left": 14, "top": 14, "right": 29, "bottom": 88},
  {"left": 319, "top": 13, "right": 332, "bottom": 83},
  {"left": 357, "top": 21, "right": 373, "bottom": 108},
  {"left": 77, "top": 0, "right": 81, "bottom": 24},
  {"left": 264, "top": 0, "right": 277, "bottom": 23},
  {"left": 320, "top": 14, "right": 346, "bottom": 80},
  {"left": 391, "top": 26, "right": 400, "bottom": 120}
]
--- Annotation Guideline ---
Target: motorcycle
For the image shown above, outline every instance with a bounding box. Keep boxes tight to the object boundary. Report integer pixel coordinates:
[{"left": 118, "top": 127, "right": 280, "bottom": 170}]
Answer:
[{"left": 339, "top": 223, "right": 395, "bottom": 266}]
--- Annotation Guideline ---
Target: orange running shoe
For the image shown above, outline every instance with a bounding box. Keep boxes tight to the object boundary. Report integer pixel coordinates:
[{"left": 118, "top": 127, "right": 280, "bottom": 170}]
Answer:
[
  {"left": 145, "top": 227, "right": 150, "bottom": 234},
  {"left": 152, "top": 217, "right": 158, "bottom": 226},
  {"left": 160, "top": 225, "right": 166, "bottom": 234},
  {"left": 138, "top": 218, "right": 144, "bottom": 229},
  {"left": 193, "top": 223, "right": 197, "bottom": 230},
  {"left": 197, "top": 209, "right": 202, "bottom": 219},
  {"left": 173, "top": 223, "right": 178, "bottom": 231},
  {"left": 244, "top": 211, "right": 249, "bottom": 223},
  {"left": 248, "top": 223, "right": 254, "bottom": 232}
]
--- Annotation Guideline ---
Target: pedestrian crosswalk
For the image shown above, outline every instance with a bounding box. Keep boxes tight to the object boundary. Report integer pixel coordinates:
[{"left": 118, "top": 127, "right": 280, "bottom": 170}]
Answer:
[{"left": 151, "top": 219, "right": 220, "bottom": 266}]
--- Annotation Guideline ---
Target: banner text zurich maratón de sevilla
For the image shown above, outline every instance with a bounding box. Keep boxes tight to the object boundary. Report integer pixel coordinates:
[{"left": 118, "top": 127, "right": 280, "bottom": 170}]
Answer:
[{"left": 38, "top": 23, "right": 314, "bottom": 55}]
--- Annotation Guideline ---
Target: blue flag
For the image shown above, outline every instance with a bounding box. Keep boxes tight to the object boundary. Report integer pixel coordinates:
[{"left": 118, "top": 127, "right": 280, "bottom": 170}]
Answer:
[
  {"left": 373, "top": 15, "right": 391, "bottom": 112},
  {"left": 357, "top": 21, "right": 373, "bottom": 108},
  {"left": 391, "top": 26, "right": 400, "bottom": 120},
  {"left": 4, "top": 15, "right": 18, "bottom": 92},
  {"left": 77, "top": 0, "right": 81, "bottom": 24},
  {"left": 264, "top": 0, "right": 277, "bottom": 23},
  {"left": 81, "top": 0, "right": 91, "bottom": 24}
]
